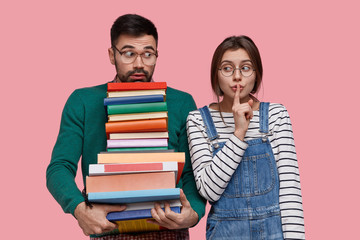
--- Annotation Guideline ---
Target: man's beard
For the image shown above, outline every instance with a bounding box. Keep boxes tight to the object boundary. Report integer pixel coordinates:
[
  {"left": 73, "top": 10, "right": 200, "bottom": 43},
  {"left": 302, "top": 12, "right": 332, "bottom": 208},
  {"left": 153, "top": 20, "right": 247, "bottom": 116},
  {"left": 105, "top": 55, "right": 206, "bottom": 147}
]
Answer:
[{"left": 117, "top": 69, "right": 153, "bottom": 82}]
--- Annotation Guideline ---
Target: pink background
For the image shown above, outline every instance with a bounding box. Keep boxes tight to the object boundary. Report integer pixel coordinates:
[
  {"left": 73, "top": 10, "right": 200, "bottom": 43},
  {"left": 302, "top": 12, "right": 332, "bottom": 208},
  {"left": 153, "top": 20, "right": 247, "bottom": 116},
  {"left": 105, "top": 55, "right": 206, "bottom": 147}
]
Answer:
[{"left": 1, "top": 0, "right": 359, "bottom": 239}]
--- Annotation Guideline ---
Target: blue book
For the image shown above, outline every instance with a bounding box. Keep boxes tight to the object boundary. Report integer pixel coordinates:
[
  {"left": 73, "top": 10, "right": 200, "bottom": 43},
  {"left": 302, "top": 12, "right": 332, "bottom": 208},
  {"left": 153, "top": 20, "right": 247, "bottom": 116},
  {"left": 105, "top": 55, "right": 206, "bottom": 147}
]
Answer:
[
  {"left": 107, "top": 206, "right": 181, "bottom": 221},
  {"left": 104, "top": 94, "right": 164, "bottom": 106},
  {"left": 88, "top": 188, "right": 180, "bottom": 204}
]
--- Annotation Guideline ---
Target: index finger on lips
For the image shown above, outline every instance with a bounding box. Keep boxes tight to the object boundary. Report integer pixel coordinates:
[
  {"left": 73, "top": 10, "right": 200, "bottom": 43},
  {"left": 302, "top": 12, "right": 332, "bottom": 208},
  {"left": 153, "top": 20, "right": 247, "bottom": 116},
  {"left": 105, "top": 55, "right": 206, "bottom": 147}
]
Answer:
[{"left": 233, "top": 84, "right": 241, "bottom": 107}]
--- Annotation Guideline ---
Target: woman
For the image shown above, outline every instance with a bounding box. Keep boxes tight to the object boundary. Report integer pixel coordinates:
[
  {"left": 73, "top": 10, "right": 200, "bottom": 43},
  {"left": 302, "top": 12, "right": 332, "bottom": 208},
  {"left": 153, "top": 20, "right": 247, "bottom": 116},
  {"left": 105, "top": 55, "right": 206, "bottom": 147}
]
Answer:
[{"left": 186, "top": 36, "right": 305, "bottom": 239}]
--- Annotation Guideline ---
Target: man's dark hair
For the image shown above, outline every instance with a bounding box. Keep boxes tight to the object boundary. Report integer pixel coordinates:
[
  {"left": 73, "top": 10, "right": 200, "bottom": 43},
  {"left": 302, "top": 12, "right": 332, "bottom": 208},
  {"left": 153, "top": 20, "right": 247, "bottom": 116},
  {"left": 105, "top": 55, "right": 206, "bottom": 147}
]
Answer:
[{"left": 111, "top": 14, "right": 158, "bottom": 46}]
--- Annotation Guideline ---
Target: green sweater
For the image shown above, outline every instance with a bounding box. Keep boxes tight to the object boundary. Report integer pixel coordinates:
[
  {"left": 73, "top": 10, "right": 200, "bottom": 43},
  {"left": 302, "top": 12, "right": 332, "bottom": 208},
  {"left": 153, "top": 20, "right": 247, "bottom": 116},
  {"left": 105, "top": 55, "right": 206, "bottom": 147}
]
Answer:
[{"left": 46, "top": 83, "right": 206, "bottom": 224}]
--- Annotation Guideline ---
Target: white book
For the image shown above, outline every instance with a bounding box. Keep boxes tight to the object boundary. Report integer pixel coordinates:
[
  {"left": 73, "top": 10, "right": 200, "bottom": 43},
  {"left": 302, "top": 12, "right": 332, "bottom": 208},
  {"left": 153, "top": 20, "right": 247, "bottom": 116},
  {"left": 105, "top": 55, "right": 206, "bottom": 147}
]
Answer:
[
  {"left": 89, "top": 162, "right": 178, "bottom": 180},
  {"left": 123, "top": 199, "right": 182, "bottom": 211},
  {"left": 108, "top": 89, "right": 166, "bottom": 98},
  {"left": 109, "top": 131, "right": 169, "bottom": 140}
]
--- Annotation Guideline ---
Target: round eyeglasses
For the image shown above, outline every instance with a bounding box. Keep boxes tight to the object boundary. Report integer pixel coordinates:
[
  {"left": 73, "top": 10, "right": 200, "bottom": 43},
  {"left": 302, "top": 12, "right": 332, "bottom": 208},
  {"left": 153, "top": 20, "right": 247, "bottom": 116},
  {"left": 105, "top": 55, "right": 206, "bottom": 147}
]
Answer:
[
  {"left": 112, "top": 46, "right": 158, "bottom": 66},
  {"left": 219, "top": 64, "right": 255, "bottom": 77}
]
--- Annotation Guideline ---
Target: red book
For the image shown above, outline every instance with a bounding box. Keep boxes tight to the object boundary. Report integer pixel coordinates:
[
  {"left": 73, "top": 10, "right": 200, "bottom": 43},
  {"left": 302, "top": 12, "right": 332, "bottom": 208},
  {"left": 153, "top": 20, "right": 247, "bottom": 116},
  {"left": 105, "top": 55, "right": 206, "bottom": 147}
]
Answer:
[
  {"left": 108, "top": 82, "right": 167, "bottom": 92},
  {"left": 86, "top": 171, "right": 175, "bottom": 193},
  {"left": 105, "top": 118, "right": 167, "bottom": 134}
]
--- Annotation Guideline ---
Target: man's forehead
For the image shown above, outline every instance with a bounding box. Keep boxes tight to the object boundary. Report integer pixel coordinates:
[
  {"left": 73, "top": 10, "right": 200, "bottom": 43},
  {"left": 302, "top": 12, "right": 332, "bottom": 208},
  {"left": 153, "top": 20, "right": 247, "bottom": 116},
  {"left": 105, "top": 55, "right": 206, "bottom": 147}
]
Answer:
[{"left": 115, "top": 34, "right": 156, "bottom": 50}]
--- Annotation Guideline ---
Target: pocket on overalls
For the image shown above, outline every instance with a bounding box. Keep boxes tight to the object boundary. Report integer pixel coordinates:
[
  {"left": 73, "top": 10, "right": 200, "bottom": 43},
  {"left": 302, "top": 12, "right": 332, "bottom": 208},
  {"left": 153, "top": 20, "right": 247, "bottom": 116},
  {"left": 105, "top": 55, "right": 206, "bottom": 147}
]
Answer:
[
  {"left": 206, "top": 218, "right": 221, "bottom": 240},
  {"left": 223, "top": 152, "right": 275, "bottom": 197}
]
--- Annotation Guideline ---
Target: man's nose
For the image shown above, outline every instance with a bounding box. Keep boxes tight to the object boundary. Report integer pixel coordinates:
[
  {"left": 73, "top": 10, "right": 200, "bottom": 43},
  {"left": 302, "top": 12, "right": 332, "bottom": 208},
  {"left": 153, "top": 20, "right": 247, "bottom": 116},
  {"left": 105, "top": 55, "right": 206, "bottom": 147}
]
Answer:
[{"left": 133, "top": 55, "right": 144, "bottom": 68}]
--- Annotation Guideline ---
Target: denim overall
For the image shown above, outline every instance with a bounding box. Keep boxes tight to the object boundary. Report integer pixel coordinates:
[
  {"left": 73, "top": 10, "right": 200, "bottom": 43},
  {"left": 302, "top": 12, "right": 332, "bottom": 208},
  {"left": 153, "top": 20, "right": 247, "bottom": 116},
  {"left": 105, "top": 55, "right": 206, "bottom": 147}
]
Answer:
[{"left": 199, "top": 103, "right": 283, "bottom": 240}]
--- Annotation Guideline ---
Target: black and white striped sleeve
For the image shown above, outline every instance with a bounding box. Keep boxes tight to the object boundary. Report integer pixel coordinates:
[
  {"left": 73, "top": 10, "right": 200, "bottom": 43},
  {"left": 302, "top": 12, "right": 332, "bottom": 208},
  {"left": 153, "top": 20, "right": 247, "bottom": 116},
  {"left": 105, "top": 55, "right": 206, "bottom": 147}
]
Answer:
[
  {"left": 186, "top": 111, "right": 248, "bottom": 202},
  {"left": 270, "top": 104, "right": 305, "bottom": 239}
]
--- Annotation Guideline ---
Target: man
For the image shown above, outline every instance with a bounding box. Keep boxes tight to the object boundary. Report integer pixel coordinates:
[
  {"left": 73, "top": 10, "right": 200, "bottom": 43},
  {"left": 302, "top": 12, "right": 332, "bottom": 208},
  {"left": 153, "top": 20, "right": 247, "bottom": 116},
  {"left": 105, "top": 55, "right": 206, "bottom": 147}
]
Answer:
[{"left": 46, "top": 14, "right": 206, "bottom": 239}]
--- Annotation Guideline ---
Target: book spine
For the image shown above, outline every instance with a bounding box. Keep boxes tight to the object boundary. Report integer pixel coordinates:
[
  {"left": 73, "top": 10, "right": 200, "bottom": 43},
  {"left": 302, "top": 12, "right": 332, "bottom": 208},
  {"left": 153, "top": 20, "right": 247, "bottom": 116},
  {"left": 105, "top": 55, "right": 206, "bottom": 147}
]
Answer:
[
  {"left": 121, "top": 199, "right": 181, "bottom": 211},
  {"left": 97, "top": 152, "right": 185, "bottom": 164},
  {"left": 107, "top": 89, "right": 166, "bottom": 98},
  {"left": 107, "top": 147, "right": 168, "bottom": 152},
  {"left": 107, "top": 102, "right": 167, "bottom": 115},
  {"left": 89, "top": 162, "right": 178, "bottom": 176},
  {"left": 105, "top": 118, "right": 167, "bottom": 133},
  {"left": 86, "top": 172, "right": 175, "bottom": 193},
  {"left": 88, "top": 188, "right": 180, "bottom": 204},
  {"left": 115, "top": 219, "right": 165, "bottom": 233},
  {"left": 104, "top": 94, "right": 164, "bottom": 105},
  {"left": 107, "top": 138, "right": 168, "bottom": 148},
  {"left": 107, "top": 82, "right": 167, "bottom": 91},
  {"left": 107, "top": 207, "right": 180, "bottom": 221},
  {"left": 109, "top": 132, "right": 169, "bottom": 140}
]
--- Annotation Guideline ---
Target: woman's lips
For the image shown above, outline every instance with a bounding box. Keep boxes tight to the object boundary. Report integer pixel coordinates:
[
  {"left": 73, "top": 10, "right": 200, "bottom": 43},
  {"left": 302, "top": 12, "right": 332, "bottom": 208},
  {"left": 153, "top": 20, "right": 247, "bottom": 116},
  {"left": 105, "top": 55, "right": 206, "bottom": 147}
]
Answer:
[{"left": 231, "top": 86, "right": 244, "bottom": 92}]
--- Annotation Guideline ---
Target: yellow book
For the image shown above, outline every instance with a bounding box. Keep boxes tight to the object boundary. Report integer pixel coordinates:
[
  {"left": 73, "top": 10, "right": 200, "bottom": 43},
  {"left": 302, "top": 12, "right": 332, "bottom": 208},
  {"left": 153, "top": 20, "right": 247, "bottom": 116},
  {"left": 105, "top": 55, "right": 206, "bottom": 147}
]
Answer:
[{"left": 116, "top": 219, "right": 165, "bottom": 233}]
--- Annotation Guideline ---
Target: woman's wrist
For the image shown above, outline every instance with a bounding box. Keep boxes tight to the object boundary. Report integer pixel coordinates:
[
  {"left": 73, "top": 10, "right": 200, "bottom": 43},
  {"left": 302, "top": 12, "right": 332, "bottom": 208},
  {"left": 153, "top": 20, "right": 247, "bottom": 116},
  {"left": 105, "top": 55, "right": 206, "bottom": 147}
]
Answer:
[{"left": 234, "top": 130, "right": 246, "bottom": 141}]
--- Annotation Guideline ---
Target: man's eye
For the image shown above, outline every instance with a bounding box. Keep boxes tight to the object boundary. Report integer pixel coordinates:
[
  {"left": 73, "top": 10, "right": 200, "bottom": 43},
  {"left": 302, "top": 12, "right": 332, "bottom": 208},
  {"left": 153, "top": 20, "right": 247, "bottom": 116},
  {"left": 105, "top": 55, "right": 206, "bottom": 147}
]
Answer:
[
  {"left": 123, "top": 51, "right": 136, "bottom": 57},
  {"left": 143, "top": 52, "right": 154, "bottom": 58}
]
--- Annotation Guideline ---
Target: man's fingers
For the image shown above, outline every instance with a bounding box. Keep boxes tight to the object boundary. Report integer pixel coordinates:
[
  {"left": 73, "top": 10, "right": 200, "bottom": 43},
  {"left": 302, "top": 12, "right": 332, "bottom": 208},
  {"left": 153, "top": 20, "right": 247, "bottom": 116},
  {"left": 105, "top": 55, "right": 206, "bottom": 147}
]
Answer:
[
  {"left": 179, "top": 189, "right": 190, "bottom": 208},
  {"left": 104, "top": 204, "right": 127, "bottom": 213},
  {"left": 163, "top": 202, "right": 180, "bottom": 222},
  {"left": 151, "top": 203, "right": 177, "bottom": 228},
  {"left": 147, "top": 218, "right": 160, "bottom": 226}
]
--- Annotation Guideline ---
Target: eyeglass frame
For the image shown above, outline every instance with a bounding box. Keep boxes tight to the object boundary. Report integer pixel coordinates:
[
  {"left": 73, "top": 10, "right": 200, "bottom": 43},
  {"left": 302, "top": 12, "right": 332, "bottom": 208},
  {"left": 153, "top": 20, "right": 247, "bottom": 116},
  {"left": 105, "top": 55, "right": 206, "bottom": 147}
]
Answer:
[
  {"left": 218, "top": 64, "right": 256, "bottom": 77},
  {"left": 112, "top": 45, "right": 158, "bottom": 66}
]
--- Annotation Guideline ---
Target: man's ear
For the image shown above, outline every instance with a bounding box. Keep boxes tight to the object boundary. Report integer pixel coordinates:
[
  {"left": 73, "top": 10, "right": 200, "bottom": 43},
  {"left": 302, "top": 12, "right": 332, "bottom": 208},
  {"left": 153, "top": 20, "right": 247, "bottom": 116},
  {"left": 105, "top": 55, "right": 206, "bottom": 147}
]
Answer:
[{"left": 108, "top": 47, "right": 115, "bottom": 65}]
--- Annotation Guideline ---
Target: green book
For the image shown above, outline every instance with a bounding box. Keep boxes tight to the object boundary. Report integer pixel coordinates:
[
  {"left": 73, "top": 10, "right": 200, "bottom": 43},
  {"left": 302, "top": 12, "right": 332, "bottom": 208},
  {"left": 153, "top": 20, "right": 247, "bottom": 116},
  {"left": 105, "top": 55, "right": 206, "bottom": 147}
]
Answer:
[
  {"left": 107, "top": 147, "right": 169, "bottom": 152},
  {"left": 107, "top": 102, "right": 167, "bottom": 115}
]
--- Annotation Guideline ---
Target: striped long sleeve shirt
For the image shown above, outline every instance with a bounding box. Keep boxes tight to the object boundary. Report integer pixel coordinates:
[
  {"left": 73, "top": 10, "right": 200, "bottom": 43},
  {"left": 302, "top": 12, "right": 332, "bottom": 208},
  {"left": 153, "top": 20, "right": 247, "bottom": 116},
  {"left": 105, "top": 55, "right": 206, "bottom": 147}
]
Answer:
[{"left": 186, "top": 103, "right": 305, "bottom": 239}]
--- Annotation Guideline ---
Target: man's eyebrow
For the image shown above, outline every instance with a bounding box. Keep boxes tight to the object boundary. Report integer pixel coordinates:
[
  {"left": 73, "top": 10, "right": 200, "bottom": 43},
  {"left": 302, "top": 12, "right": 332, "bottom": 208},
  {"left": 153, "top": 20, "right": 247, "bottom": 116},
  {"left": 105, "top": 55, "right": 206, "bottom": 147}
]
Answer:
[
  {"left": 144, "top": 46, "right": 156, "bottom": 51},
  {"left": 120, "top": 45, "right": 156, "bottom": 51},
  {"left": 120, "top": 45, "right": 135, "bottom": 50}
]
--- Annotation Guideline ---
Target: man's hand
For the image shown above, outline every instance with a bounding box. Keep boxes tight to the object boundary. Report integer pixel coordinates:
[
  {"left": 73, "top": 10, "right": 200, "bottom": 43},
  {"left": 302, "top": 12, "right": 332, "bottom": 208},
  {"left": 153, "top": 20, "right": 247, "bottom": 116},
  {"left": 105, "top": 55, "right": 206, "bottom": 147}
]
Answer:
[
  {"left": 74, "top": 202, "right": 126, "bottom": 236},
  {"left": 149, "top": 189, "right": 198, "bottom": 229}
]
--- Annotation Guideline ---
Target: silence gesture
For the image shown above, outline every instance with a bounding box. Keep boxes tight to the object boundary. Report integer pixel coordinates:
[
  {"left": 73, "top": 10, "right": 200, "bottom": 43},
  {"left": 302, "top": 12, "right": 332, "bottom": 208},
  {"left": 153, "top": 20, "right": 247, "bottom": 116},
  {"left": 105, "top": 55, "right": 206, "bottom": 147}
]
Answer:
[{"left": 232, "top": 84, "right": 253, "bottom": 141}]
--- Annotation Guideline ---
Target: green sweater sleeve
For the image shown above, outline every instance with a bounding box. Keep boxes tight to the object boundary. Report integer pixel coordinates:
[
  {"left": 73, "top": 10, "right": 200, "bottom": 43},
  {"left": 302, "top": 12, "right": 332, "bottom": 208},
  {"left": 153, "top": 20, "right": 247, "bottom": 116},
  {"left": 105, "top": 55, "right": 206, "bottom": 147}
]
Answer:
[
  {"left": 46, "top": 90, "right": 85, "bottom": 216},
  {"left": 177, "top": 95, "right": 207, "bottom": 225}
]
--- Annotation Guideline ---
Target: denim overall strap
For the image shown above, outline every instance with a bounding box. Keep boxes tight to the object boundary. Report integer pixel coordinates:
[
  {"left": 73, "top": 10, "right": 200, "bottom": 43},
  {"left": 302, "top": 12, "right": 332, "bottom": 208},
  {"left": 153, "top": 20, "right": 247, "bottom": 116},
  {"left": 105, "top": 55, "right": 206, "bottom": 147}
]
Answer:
[
  {"left": 199, "top": 106, "right": 219, "bottom": 141},
  {"left": 259, "top": 102, "right": 270, "bottom": 134}
]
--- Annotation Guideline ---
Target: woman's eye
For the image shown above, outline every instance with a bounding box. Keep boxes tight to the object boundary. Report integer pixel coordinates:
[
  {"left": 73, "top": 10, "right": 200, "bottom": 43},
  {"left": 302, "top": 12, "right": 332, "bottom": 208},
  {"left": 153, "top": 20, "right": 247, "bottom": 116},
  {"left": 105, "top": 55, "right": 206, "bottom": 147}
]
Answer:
[
  {"left": 242, "top": 66, "right": 252, "bottom": 72},
  {"left": 222, "top": 66, "right": 233, "bottom": 72}
]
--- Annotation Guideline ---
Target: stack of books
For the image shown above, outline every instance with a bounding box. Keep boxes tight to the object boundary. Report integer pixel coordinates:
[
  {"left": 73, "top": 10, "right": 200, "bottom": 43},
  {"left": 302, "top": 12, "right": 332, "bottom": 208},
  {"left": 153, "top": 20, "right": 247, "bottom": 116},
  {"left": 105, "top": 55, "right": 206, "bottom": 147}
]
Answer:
[
  {"left": 86, "top": 82, "right": 184, "bottom": 233},
  {"left": 105, "top": 82, "right": 169, "bottom": 152}
]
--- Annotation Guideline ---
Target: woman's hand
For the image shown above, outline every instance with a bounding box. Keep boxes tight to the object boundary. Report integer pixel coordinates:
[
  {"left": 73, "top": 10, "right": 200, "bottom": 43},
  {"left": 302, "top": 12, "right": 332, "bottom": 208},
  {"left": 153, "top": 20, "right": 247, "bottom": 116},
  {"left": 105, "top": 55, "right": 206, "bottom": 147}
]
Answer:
[{"left": 232, "top": 84, "right": 253, "bottom": 141}]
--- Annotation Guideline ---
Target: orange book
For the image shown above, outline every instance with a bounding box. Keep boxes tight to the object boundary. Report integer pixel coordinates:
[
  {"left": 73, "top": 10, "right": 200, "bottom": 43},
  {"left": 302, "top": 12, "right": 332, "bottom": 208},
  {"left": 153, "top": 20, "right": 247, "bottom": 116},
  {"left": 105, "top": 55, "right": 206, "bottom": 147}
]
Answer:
[
  {"left": 105, "top": 118, "right": 167, "bottom": 134},
  {"left": 107, "top": 82, "right": 167, "bottom": 92},
  {"left": 97, "top": 152, "right": 185, "bottom": 164},
  {"left": 86, "top": 171, "right": 175, "bottom": 193}
]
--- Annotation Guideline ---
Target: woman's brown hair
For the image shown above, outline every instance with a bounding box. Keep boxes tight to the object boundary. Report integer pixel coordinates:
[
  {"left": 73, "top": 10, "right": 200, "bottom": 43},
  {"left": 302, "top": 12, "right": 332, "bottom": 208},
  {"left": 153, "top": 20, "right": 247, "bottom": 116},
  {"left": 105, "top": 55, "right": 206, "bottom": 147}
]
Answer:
[{"left": 210, "top": 35, "right": 263, "bottom": 98}]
